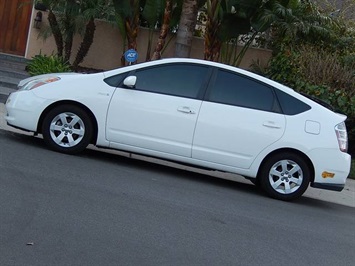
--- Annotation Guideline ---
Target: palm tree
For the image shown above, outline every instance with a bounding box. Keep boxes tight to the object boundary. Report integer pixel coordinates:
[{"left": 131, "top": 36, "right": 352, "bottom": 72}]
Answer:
[
  {"left": 113, "top": 0, "right": 141, "bottom": 65},
  {"left": 72, "top": 0, "right": 114, "bottom": 70},
  {"left": 268, "top": 0, "right": 335, "bottom": 50},
  {"left": 35, "top": 0, "right": 114, "bottom": 69},
  {"left": 62, "top": 0, "right": 78, "bottom": 62},
  {"left": 150, "top": 0, "right": 183, "bottom": 60},
  {"left": 36, "top": 0, "right": 63, "bottom": 57},
  {"left": 34, "top": 0, "right": 78, "bottom": 61},
  {"left": 150, "top": 0, "right": 173, "bottom": 60},
  {"left": 203, "top": 0, "right": 334, "bottom": 66},
  {"left": 141, "top": 0, "right": 165, "bottom": 61},
  {"left": 203, "top": 0, "right": 221, "bottom": 62},
  {"left": 204, "top": 0, "right": 263, "bottom": 63},
  {"left": 174, "top": 0, "right": 200, "bottom": 57}
]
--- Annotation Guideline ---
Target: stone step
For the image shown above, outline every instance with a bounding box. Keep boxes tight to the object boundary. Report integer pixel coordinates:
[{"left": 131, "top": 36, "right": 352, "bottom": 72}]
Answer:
[
  {"left": 0, "top": 53, "right": 30, "bottom": 64},
  {"left": 0, "top": 60, "right": 28, "bottom": 72},
  {"left": 0, "top": 54, "right": 29, "bottom": 103},
  {"left": 0, "top": 75, "right": 20, "bottom": 90},
  {"left": 0, "top": 67, "right": 29, "bottom": 80},
  {"left": 0, "top": 53, "right": 30, "bottom": 73}
]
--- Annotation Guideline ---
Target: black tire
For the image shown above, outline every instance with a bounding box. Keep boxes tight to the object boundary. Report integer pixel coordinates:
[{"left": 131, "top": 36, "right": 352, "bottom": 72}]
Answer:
[
  {"left": 42, "top": 104, "right": 93, "bottom": 154},
  {"left": 259, "top": 152, "right": 310, "bottom": 201}
]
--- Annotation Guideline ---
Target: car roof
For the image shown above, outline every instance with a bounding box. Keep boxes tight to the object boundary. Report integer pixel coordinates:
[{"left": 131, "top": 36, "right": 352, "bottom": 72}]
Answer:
[{"left": 103, "top": 58, "right": 284, "bottom": 87}]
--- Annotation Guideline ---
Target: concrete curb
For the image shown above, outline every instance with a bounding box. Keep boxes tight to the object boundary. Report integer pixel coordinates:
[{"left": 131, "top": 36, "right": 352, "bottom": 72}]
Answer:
[{"left": 1, "top": 102, "right": 354, "bottom": 207}]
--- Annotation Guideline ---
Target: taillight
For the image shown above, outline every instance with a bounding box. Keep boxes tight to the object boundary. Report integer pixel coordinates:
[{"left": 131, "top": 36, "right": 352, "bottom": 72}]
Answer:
[{"left": 335, "top": 122, "right": 348, "bottom": 152}]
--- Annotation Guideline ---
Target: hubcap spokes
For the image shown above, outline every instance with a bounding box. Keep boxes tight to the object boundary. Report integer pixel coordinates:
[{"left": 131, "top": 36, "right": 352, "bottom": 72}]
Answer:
[
  {"left": 269, "top": 160, "right": 303, "bottom": 194},
  {"left": 49, "top": 112, "right": 85, "bottom": 148}
]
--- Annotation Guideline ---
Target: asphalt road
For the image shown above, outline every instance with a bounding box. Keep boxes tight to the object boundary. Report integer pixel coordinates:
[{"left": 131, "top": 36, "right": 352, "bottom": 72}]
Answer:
[{"left": 1, "top": 129, "right": 354, "bottom": 266}]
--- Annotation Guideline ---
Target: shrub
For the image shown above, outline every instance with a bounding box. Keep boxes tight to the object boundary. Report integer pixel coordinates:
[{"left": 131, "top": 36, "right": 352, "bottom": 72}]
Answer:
[
  {"left": 294, "top": 46, "right": 354, "bottom": 156},
  {"left": 298, "top": 46, "right": 355, "bottom": 95},
  {"left": 265, "top": 48, "right": 300, "bottom": 87},
  {"left": 27, "top": 54, "right": 71, "bottom": 76},
  {"left": 263, "top": 45, "right": 355, "bottom": 155}
]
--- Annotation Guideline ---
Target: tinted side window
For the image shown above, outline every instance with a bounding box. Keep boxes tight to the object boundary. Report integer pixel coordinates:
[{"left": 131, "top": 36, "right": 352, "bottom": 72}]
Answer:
[
  {"left": 134, "top": 64, "right": 209, "bottom": 98},
  {"left": 208, "top": 70, "right": 276, "bottom": 112},
  {"left": 104, "top": 73, "right": 128, "bottom": 87},
  {"left": 275, "top": 89, "right": 311, "bottom": 115}
]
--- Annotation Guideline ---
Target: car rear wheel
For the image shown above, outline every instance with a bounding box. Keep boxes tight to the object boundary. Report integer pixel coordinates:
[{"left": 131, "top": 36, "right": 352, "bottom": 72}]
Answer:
[
  {"left": 259, "top": 152, "right": 310, "bottom": 201},
  {"left": 42, "top": 105, "right": 93, "bottom": 154}
]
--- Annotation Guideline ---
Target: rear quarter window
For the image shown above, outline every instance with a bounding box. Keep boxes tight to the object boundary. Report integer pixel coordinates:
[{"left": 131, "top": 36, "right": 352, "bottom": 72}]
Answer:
[{"left": 275, "top": 89, "right": 311, "bottom": 115}]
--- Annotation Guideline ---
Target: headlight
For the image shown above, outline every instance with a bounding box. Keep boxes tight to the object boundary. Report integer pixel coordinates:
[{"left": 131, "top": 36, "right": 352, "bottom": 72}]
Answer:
[{"left": 19, "top": 76, "right": 61, "bottom": 91}]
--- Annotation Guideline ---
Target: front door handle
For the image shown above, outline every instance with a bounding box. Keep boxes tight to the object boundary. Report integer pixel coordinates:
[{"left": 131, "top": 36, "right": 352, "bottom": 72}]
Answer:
[{"left": 177, "top": 106, "right": 195, "bottom": 114}]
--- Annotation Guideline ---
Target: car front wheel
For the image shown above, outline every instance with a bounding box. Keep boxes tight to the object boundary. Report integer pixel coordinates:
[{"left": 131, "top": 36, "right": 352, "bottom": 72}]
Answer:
[
  {"left": 259, "top": 152, "right": 310, "bottom": 201},
  {"left": 42, "top": 105, "right": 93, "bottom": 154}
]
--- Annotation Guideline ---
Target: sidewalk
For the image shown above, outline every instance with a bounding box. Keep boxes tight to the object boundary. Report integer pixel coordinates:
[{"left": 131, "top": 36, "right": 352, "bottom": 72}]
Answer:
[{"left": 0, "top": 102, "right": 354, "bottom": 207}]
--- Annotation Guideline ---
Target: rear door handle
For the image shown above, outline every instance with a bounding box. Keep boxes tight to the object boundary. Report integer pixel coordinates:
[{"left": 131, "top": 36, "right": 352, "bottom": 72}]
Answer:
[
  {"left": 177, "top": 106, "right": 195, "bottom": 114},
  {"left": 263, "top": 121, "right": 281, "bottom": 129}
]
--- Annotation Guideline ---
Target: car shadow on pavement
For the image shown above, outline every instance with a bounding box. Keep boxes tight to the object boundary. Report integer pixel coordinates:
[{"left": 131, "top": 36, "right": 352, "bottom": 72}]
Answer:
[
  {"left": 81, "top": 147, "right": 261, "bottom": 193},
  {"left": 1, "top": 129, "right": 351, "bottom": 209}
]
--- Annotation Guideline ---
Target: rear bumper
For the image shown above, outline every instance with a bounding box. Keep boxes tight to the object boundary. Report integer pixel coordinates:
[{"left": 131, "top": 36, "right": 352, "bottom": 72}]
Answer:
[
  {"left": 311, "top": 182, "right": 345, "bottom": 192},
  {"left": 307, "top": 148, "right": 351, "bottom": 190}
]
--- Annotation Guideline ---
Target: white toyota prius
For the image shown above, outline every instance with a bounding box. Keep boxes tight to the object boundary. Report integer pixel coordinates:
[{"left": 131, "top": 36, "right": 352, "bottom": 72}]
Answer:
[{"left": 5, "top": 58, "right": 351, "bottom": 200}]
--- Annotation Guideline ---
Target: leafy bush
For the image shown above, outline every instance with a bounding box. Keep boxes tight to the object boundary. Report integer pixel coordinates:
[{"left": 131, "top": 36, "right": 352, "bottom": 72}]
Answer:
[
  {"left": 265, "top": 47, "right": 302, "bottom": 89},
  {"left": 27, "top": 54, "right": 71, "bottom": 76},
  {"left": 298, "top": 46, "right": 355, "bottom": 94}
]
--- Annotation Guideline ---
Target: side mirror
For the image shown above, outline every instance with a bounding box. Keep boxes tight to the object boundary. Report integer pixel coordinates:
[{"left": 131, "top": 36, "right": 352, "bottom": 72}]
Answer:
[{"left": 123, "top": 76, "right": 137, "bottom": 88}]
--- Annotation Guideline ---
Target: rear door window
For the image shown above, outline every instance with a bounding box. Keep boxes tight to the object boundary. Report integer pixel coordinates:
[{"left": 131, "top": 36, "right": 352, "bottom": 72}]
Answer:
[{"left": 207, "top": 69, "right": 279, "bottom": 112}]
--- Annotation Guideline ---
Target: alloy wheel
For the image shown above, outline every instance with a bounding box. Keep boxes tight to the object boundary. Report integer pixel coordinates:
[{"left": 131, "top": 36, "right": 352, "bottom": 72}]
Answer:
[
  {"left": 268, "top": 159, "right": 303, "bottom": 195},
  {"left": 49, "top": 112, "right": 85, "bottom": 148}
]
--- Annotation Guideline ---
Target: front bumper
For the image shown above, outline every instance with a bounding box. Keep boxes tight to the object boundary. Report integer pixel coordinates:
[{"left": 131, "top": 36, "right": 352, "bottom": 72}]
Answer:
[{"left": 5, "top": 90, "right": 53, "bottom": 132}]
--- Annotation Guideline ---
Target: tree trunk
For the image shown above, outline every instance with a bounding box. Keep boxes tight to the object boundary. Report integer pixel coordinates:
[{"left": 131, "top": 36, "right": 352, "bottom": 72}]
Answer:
[
  {"left": 151, "top": 0, "right": 173, "bottom": 60},
  {"left": 72, "top": 17, "right": 96, "bottom": 70},
  {"left": 174, "top": 0, "right": 198, "bottom": 58},
  {"left": 125, "top": 18, "right": 139, "bottom": 51},
  {"left": 63, "top": 0, "right": 76, "bottom": 63},
  {"left": 47, "top": 10, "right": 63, "bottom": 58},
  {"left": 204, "top": 0, "right": 222, "bottom": 62},
  {"left": 145, "top": 29, "right": 154, "bottom": 61},
  {"left": 125, "top": 0, "right": 140, "bottom": 51},
  {"left": 112, "top": 0, "right": 140, "bottom": 65},
  {"left": 64, "top": 32, "right": 74, "bottom": 63}
]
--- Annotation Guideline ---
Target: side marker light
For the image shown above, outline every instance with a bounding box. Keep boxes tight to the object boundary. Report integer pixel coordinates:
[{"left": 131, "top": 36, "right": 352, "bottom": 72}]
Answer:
[{"left": 322, "top": 171, "right": 335, "bottom": 178}]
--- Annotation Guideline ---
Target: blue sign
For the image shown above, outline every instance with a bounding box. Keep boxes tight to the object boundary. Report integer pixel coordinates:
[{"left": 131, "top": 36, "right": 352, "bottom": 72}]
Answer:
[{"left": 124, "top": 49, "right": 138, "bottom": 63}]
